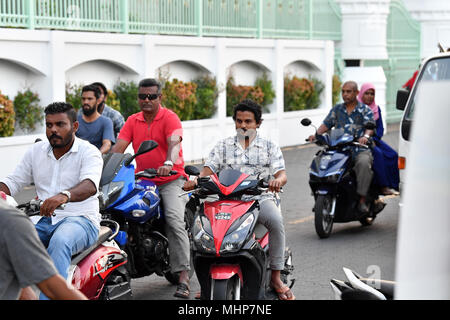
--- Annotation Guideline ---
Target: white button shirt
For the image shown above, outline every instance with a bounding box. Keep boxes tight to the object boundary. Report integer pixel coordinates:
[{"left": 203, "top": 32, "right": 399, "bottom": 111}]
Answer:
[{"left": 1, "top": 137, "right": 103, "bottom": 230}]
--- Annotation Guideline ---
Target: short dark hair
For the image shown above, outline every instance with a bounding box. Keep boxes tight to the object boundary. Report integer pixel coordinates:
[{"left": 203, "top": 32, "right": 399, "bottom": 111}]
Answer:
[
  {"left": 82, "top": 84, "right": 101, "bottom": 99},
  {"left": 232, "top": 99, "right": 263, "bottom": 124},
  {"left": 138, "top": 78, "right": 161, "bottom": 94},
  {"left": 91, "top": 82, "right": 107, "bottom": 96},
  {"left": 44, "top": 102, "right": 77, "bottom": 124}
]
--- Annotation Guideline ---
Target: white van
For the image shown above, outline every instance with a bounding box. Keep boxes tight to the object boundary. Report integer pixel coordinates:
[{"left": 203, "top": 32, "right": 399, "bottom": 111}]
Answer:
[{"left": 396, "top": 52, "right": 450, "bottom": 175}]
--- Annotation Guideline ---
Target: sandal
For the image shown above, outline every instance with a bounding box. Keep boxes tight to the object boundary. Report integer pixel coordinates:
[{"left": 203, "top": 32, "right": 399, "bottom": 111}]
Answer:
[
  {"left": 174, "top": 282, "right": 190, "bottom": 299},
  {"left": 272, "top": 285, "right": 296, "bottom": 300}
]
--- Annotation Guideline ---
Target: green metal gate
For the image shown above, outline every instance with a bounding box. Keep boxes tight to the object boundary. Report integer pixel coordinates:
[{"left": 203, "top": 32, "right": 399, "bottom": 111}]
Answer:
[{"left": 365, "top": 0, "right": 421, "bottom": 123}]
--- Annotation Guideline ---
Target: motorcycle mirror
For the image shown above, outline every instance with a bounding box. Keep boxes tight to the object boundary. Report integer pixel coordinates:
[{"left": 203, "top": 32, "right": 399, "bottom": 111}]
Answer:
[
  {"left": 301, "top": 118, "right": 312, "bottom": 127},
  {"left": 124, "top": 140, "right": 158, "bottom": 166},
  {"left": 185, "top": 165, "right": 200, "bottom": 176}
]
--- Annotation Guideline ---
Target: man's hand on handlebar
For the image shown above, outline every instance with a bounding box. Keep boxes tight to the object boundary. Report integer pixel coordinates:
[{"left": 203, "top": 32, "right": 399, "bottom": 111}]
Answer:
[
  {"left": 182, "top": 178, "right": 197, "bottom": 191},
  {"left": 157, "top": 165, "right": 173, "bottom": 177},
  {"left": 40, "top": 194, "right": 68, "bottom": 217},
  {"left": 268, "top": 178, "right": 283, "bottom": 193}
]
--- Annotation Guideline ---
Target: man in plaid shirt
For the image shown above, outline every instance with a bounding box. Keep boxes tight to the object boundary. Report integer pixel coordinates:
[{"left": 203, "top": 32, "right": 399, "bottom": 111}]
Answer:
[{"left": 184, "top": 99, "right": 294, "bottom": 300}]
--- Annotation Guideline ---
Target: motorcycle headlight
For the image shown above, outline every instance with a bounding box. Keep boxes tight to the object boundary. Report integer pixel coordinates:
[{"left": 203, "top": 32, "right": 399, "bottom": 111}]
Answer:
[
  {"left": 326, "top": 173, "right": 341, "bottom": 183},
  {"left": 192, "top": 215, "right": 216, "bottom": 254},
  {"left": 220, "top": 213, "right": 255, "bottom": 254},
  {"left": 99, "top": 181, "right": 124, "bottom": 210}
]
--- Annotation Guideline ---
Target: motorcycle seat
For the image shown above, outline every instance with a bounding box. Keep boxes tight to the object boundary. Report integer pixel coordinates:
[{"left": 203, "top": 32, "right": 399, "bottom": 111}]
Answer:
[{"left": 71, "top": 226, "right": 113, "bottom": 265}]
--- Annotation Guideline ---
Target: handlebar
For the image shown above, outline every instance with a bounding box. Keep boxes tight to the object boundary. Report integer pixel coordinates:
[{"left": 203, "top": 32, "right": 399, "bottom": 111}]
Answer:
[
  {"left": 17, "top": 199, "right": 65, "bottom": 217},
  {"left": 136, "top": 168, "right": 178, "bottom": 179}
]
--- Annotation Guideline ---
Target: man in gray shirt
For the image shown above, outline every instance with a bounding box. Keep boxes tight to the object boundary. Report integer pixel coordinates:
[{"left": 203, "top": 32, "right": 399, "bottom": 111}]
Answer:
[
  {"left": 0, "top": 196, "right": 87, "bottom": 300},
  {"left": 76, "top": 84, "right": 115, "bottom": 154}
]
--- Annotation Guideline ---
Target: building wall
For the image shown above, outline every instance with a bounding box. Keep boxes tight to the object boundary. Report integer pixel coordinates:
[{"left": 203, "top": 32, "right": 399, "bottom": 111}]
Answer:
[{"left": 0, "top": 28, "right": 334, "bottom": 180}]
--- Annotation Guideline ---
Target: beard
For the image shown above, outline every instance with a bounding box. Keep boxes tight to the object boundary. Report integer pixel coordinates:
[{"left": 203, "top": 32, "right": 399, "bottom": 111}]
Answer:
[
  {"left": 48, "top": 133, "right": 74, "bottom": 149},
  {"left": 82, "top": 105, "right": 96, "bottom": 116},
  {"left": 236, "top": 128, "right": 257, "bottom": 141}
]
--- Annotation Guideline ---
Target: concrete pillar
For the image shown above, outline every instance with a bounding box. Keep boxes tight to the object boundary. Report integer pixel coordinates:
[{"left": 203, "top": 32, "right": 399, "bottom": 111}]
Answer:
[
  {"left": 336, "top": 0, "right": 391, "bottom": 60},
  {"left": 403, "top": 0, "right": 450, "bottom": 58}
]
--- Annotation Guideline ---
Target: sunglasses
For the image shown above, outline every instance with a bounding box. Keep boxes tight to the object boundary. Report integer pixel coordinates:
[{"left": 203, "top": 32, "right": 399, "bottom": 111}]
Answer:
[{"left": 138, "top": 93, "right": 160, "bottom": 100}]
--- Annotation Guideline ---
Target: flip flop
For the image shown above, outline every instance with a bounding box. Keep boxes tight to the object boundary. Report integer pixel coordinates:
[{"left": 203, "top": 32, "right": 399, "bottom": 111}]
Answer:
[
  {"left": 174, "top": 282, "right": 190, "bottom": 299},
  {"left": 273, "top": 285, "right": 296, "bottom": 300}
]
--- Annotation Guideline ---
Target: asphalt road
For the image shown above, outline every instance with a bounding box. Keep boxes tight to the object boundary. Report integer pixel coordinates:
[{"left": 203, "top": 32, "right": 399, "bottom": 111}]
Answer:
[
  {"left": 130, "top": 124, "right": 401, "bottom": 300},
  {"left": 14, "top": 124, "right": 401, "bottom": 301}
]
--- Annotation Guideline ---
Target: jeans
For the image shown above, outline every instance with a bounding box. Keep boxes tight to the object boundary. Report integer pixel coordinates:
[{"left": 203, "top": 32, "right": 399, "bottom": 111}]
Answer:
[{"left": 35, "top": 216, "right": 98, "bottom": 300}]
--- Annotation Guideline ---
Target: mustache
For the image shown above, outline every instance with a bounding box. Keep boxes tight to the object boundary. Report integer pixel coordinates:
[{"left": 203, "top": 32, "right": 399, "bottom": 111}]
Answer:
[{"left": 49, "top": 134, "right": 62, "bottom": 140}]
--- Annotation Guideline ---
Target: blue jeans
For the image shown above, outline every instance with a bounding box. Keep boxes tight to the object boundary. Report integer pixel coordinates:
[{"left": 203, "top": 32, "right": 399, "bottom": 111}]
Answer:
[{"left": 35, "top": 216, "right": 98, "bottom": 300}]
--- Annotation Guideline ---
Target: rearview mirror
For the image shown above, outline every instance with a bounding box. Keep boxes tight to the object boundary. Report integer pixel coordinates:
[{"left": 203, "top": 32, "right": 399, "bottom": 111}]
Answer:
[
  {"left": 396, "top": 89, "right": 410, "bottom": 111},
  {"left": 185, "top": 165, "right": 200, "bottom": 176},
  {"left": 301, "top": 118, "right": 312, "bottom": 126},
  {"left": 124, "top": 140, "right": 158, "bottom": 166}
]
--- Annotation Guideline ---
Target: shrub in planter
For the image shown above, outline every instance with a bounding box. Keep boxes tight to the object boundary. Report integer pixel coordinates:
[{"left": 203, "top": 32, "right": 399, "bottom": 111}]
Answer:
[
  {"left": 192, "top": 75, "right": 219, "bottom": 120},
  {"left": 105, "top": 89, "right": 121, "bottom": 112},
  {"left": 113, "top": 80, "right": 139, "bottom": 120},
  {"left": 14, "top": 89, "right": 43, "bottom": 133},
  {"left": 255, "top": 73, "right": 276, "bottom": 111},
  {"left": 332, "top": 74, "right": 342, "bottom": 106},
  {"left": 65, "top": 82, "right": 83, "bottom": 111},
  {"left": 0, "top": 91, "right": 15, "bottom": 137},
  {"left": 161, "top": 79, "right": 198, "bottom": 121},
  {"left": 226, "top": 77, "right": 265, "bottom": 117},
  {"left": 284, "top": 75, "right": 324, "bottom": 111}
]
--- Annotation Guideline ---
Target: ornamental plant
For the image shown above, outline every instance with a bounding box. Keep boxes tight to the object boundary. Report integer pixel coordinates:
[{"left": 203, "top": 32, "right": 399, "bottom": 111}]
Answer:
[
  {"left": 284, "top": 75, "right": 324, "bottom": 111},
  {"left": 192, "top": 75, "right": 219, "bottom": 120},
  {"left": 13, "top": 89, "right": 43, "bottom": 133},
  {"left": 105, "top": 89, "right": 121, "bottom": 112},
  {"left": 226, "top": 76, "right": 265, "bottom": 117},
  {"left": 113, "top": 80, "right": 139, "bottom": 120},
  {"left": 161, "top": 78, "right": 198, "bottom": 121},
  {"left": 332, "top": 74, "right": 342, "bottom": 106},
  {"left": 0, "top": 91, "right": 15, "bottom": 137},
  {"left": 255, "top": 72, "right": 276, "bottom": 110},
  {"left": 65, "top": 82, "right": 83, "bottom": 111}
]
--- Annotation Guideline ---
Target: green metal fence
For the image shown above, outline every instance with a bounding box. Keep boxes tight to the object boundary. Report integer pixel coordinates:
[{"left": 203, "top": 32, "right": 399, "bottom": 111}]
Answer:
[{"left": 0, "top": 0, "right": 342, "bottom": 40}]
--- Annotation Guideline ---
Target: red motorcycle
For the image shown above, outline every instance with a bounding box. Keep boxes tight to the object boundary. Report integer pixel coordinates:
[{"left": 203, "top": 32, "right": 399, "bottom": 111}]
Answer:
[
  {"left": 17, "top": 199, "right": 132, "bottom": 300},
  {"left": 183, "top": 166, "right": 295, "bottom": 300}
]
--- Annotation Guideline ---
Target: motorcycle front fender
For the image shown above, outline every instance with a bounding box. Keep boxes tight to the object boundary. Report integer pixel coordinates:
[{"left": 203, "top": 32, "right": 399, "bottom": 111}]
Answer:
[{"left": 210, "top": 264, "right": 243, "bottom": 283}]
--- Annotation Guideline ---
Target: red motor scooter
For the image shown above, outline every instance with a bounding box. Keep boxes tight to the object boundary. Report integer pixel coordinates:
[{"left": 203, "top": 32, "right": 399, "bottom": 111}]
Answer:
[
  {"left": 17, "top": 199, "right": 132, "bottom": 300},
  {"left": 183, "top": 167, "right": 295, "bottom": 300}
]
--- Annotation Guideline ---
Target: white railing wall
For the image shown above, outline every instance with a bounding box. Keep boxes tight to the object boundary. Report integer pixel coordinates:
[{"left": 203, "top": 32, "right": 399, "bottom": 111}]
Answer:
[{"left": 0, "top": 28, "right": 335, "bottom": 180}]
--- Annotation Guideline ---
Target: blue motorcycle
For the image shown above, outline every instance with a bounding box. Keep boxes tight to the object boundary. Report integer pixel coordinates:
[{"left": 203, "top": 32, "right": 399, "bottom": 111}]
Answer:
[
  {"left": 301, "top": 118, "right": 385, "bottom": 238},
  {"left": 99, "top": 140, "right": 195, "bottom": 283}
]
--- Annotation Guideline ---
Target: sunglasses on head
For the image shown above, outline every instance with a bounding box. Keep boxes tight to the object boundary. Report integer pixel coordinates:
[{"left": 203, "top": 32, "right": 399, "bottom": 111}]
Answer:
[{"left": 138, "top": 93, "right": 160, "bottom": 100}]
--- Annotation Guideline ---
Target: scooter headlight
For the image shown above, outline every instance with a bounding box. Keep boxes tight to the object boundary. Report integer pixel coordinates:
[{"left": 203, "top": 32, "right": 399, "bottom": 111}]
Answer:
[
  {"left": 220, "top": 214, "right": 255, "bottom": 254},
  {"left": 192, "top": 215, "right": 216, "bottom": 254}
]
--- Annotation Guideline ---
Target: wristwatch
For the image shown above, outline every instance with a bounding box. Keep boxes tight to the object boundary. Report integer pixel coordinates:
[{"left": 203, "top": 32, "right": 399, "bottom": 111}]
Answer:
[
  {"left": 59, "top": 190, "right": 71, "bottom": 203},
  {"left": 163, "top": 160, "right": 174, "bottom": 167}
]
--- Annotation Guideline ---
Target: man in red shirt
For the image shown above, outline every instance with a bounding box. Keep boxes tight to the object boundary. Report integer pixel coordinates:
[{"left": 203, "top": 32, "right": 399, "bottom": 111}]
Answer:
[{"left": 111, "top": 78, "right": 191, "bottom": 298}]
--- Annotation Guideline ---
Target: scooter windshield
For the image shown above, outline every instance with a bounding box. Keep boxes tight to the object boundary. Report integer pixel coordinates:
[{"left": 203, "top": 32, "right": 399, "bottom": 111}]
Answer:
[{"left": 322, "top": 129, "right": 353, "bottom": 147}]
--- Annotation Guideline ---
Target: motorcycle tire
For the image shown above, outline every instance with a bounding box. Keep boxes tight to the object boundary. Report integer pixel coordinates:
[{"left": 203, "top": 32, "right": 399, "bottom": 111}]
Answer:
[
  {"left": 211, "top": 275, "right": 241, "bottom": 300},
  {"left": 314, "top": 194, "right": 334, "bottom": 239}
]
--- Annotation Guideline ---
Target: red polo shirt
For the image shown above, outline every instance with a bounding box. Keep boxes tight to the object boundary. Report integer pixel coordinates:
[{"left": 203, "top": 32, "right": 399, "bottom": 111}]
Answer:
[{"left": 118, "top": 107, "right": 187, "bottom": 185}]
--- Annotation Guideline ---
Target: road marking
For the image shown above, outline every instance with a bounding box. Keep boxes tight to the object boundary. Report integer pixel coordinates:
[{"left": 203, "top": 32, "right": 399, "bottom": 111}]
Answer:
[
  {"left": 287, "top": 194, "right": 400, "bottom": 225},
  {"left": 289, "top": 215, "right": 314, "bottom": 225}
]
